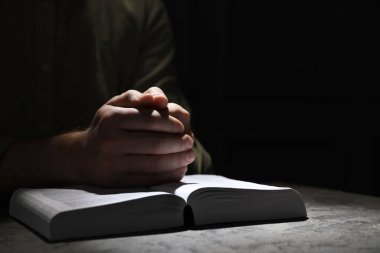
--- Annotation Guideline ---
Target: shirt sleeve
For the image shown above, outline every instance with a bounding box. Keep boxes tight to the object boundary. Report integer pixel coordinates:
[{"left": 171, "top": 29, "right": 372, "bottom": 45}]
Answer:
[{"left": 129, "top": 0, "right": 213, "bottom": 174}]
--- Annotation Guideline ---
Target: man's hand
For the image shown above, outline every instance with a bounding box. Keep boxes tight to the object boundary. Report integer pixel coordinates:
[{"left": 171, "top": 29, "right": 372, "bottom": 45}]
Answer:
[{"left": 78, "top": 88, "right": 195, "bottom": 187}]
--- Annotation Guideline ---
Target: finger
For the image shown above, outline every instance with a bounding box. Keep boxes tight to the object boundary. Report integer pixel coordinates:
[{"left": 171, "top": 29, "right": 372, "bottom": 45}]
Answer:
[
  {"left": 111, "top": 167, "right": 188, "bottom": 187},
  {"left": 106, "top": 89, "right": 157, "bottom": 108},
  {"left": 111, "top": 131, "right": 194, "bottom": 155},
  {"left": 117, "top": 108, "right": 184, "bottom": 133},
  {"left": 143, "top": 86, "right": 169, "bottom": 109},
  {"left": 119, "top": 149, "right": 195, "bottom": 173},
  {"left": 167, "top": 103, "right": 193, "bottom": 138}
]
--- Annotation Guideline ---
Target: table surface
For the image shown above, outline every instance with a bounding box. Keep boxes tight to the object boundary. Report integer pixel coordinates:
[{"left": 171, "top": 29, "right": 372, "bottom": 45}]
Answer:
[{"left": 0, "top": 183, "right": 379, "bottom": 253}]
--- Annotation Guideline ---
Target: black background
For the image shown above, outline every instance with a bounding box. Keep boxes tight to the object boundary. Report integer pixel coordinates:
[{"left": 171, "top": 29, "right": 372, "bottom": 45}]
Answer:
[{"left": 163, "top": 1, "right": 380, "bottom": 196}]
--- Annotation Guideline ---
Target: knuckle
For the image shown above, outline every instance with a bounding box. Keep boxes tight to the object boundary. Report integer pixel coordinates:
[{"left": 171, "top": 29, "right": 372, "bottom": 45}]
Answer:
[
  {"left": 123, "top": 89, "right": 135, "bottom": 97},
  {"left": 123, "top": 89, "right": 140, "bottom": 101},
  {"left": 147, "top": 86, "right": 163, "bottom": 93}
]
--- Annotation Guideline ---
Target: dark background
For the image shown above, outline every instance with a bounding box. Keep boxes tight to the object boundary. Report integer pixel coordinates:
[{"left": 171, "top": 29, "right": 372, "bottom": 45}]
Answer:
[{"left": 163, "top": 1, "right": 380, "bottom": 196}]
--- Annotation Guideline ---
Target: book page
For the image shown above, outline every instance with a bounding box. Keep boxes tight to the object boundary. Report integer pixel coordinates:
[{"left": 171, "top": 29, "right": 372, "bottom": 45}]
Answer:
[
  {"left": 10, "top": 186, "right": 186, "bottom": 241},
  {"left": 16, "top": 186, "right": 170, "bottom": 213},
  {"left": 151, "top": 174, "right": 288, "bottom": 202},
  {"left": 151, "top": 174, "right": 306, "bottom": 226}
]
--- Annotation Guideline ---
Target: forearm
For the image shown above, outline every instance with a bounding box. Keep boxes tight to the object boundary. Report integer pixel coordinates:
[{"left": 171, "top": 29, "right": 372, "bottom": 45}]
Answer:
[{"left": 0, "top": 131, "right": 86, "bottom": 193}]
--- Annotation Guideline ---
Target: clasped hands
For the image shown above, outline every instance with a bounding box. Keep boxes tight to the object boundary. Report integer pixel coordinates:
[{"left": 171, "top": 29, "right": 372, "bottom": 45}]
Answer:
[{"left": 77, "top": 87, "right": 195, "bottom": 187}]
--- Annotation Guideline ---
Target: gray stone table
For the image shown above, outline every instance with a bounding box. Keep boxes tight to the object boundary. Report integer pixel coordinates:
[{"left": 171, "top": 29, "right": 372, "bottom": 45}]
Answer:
[{"left": 0, "top": 183, "right": 379, "bottom": 253}]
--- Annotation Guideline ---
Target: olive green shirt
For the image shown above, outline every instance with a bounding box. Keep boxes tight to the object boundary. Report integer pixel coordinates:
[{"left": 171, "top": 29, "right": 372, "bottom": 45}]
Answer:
[{"left": 0, "top": 0, "right": 212, "bottom": 174}]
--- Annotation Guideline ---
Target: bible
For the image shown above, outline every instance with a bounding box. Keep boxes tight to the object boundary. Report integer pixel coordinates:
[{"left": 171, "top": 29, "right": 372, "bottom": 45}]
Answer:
[{"left": 9, "top": 174, "right": 307, "bottom": 241}]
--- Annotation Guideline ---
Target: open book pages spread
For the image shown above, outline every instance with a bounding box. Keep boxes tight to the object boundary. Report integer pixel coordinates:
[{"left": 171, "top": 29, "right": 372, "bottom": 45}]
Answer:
[
  {"left": 151, "top": 174, "right": 290, "bottom": 201},
  {"left": 9, "top": 174, "right": 307, "bottom": 241}
]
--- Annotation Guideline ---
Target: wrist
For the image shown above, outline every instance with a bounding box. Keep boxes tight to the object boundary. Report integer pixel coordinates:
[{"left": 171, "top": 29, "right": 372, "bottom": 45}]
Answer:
[{"left": 47, "top": 130, "right": 89, "bottom": 186}]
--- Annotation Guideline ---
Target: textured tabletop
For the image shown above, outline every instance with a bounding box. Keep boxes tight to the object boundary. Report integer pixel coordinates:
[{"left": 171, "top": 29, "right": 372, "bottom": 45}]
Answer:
[{"left": 0, "top": 183, "right": 379, "bottom": 253}]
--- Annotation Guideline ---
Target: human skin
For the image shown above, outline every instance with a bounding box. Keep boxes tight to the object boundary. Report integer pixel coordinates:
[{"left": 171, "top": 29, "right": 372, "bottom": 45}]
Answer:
[{"left": 0, "top": 87, "right": 195, "bottom": 192}]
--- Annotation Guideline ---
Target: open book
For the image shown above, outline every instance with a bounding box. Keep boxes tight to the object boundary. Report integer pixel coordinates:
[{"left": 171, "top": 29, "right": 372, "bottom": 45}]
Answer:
[{"left": 9, "top": 174, "right": 307, "bottom": 241}]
